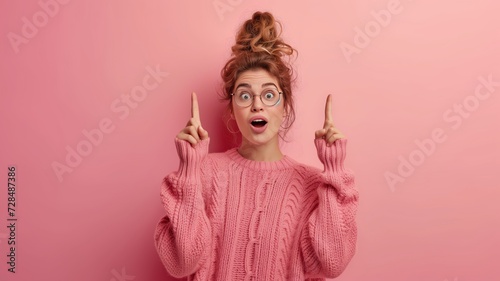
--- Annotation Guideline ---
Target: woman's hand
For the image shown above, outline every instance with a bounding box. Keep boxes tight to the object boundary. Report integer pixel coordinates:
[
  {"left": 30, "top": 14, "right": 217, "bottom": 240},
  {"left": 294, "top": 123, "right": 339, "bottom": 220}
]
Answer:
[
  {"left": 315, "top": 94, "right": 346, "bottom": 145},
  {"left": 176, "top": 92, "right": 209, "bottom": 146}
]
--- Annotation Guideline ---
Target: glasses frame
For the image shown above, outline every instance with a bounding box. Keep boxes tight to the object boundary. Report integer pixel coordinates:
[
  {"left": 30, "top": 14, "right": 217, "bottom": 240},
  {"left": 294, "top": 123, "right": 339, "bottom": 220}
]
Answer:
[{"left": 230, "top": 90, "right": 283, "bottom": 108}]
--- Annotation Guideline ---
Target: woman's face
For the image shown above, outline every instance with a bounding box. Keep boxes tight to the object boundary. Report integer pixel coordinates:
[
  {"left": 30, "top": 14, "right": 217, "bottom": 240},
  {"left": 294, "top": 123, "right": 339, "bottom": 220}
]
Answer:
[{"left": 231, "top": 68, "right": 285, "bottom": 147}]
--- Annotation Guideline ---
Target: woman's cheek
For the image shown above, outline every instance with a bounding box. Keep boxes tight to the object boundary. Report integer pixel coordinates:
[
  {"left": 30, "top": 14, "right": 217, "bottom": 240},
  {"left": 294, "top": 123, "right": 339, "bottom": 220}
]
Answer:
[
  {"left": 235, "top": 117, "right": 246, "bottom": 133},
  {"left": 269, "top": 112, "right": 284, "bottom": 133}
]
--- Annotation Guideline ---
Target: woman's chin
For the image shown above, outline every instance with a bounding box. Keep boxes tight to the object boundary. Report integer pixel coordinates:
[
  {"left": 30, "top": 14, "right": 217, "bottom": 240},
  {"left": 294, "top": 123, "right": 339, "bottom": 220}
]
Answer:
[{"left": 241, "top": 130, "right": 278, "bottom": 147}]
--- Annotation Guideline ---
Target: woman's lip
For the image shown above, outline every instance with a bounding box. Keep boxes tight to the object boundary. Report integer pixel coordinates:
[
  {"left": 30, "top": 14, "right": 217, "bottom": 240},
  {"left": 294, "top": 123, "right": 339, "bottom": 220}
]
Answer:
[
  {"left": 249, "top": 116, "right": 268, "bottom": 123},
  {"left": 250, "top": 122, "right": 267, "bottom": 134}
]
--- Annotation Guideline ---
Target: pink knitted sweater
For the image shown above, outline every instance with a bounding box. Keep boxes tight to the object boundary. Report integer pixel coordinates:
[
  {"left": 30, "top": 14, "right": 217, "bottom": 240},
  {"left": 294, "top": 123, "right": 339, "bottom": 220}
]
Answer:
[{"left": 154, "top": 137, "right": 359, "bottom": 281}]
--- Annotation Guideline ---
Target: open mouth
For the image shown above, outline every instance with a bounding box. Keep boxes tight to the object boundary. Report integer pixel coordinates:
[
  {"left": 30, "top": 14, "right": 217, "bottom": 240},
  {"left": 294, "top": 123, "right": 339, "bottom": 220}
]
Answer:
[{"left": 251, "top": 119, "right": 268, "bottom": 127}]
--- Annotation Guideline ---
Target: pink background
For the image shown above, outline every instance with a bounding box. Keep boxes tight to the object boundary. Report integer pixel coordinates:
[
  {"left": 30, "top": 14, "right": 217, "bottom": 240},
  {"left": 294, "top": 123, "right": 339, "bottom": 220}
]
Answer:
[{"left": 1, "top": 0, "right": 499, "bottom": 280}]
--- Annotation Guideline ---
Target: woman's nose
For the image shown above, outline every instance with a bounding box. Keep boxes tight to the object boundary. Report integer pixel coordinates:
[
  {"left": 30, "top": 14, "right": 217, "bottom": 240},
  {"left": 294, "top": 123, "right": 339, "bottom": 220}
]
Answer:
[{"left": 251, "top": 96, "right": 264, "bottom": 112}]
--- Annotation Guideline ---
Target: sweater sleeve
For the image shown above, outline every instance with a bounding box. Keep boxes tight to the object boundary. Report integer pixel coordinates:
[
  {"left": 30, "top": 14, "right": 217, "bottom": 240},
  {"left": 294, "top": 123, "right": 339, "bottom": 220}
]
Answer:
[
  {"left": 154, "top": 137, "right": 212, "bottom": 278},
  {"left": 300, "top": 138, "right": 359, "bottom": 279}
]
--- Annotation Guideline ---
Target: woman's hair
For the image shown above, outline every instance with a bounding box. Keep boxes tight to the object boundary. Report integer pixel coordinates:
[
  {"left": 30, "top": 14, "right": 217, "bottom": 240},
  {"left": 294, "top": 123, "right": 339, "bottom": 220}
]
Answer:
[{"left": 220, "top": 11, "right": 297, "bottom": 139}]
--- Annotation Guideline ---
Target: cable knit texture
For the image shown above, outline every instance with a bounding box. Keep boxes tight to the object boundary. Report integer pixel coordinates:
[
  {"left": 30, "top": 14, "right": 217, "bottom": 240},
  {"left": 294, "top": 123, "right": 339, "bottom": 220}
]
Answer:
[{"left": 154, "top": 137, "right": 359, "bottom": 281}]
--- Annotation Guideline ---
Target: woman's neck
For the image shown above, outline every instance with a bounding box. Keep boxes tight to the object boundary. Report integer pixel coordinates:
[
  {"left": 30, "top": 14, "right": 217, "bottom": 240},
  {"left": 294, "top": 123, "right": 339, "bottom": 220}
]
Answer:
[{"left": 237, "top": 137, "right": 283, "bottom": 162}]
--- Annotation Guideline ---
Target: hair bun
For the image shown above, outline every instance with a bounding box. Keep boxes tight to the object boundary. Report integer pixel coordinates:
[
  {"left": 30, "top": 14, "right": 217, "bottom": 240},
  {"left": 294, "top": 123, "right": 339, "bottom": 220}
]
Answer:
[{"left": 232, "top": 11, "right": 294, "bottom": 57}]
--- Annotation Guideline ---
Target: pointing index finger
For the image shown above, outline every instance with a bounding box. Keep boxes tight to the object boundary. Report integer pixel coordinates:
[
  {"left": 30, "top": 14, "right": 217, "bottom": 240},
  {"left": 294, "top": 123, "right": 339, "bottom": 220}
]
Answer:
[
  {"left": 324, "top": 94, "right": 334, "bottom": 126},
  {"left": 191, "top": 92, "right": 200, "bottom": 121}
]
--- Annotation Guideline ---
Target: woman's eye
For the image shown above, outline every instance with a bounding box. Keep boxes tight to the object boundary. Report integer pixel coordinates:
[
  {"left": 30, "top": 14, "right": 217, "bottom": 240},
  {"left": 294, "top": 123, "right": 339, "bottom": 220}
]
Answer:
[
  {"left": 240, "top": 93, "right": 251, "bottom": 100},
  {"left": 264, "top": 92, "right": 275, "bottom": 99}
]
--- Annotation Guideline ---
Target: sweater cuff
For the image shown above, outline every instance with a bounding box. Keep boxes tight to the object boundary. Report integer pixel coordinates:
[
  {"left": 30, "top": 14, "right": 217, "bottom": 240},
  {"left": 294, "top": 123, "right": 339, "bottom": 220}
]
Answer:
[
  {"left": 174, "top": 137, "right": 210, "bottom": 180},
  {"left": 314, "top": 137, "right": 348, "bottom": 173}
]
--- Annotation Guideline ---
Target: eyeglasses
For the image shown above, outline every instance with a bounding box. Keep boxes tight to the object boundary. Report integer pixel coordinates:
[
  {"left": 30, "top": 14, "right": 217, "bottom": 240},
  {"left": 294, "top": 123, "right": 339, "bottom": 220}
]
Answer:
[{"left": 230, "top": 88, "right": 282, "bottom": 107}]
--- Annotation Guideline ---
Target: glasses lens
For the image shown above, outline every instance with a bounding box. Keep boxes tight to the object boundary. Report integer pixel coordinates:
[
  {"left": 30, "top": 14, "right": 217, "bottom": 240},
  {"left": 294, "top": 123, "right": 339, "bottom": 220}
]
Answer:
[
  {"left": 235, "top": 91, "right": 252, "bottom": 107},
  {"left": 261, "top": 89, "right": 280, "bottom": 106}
]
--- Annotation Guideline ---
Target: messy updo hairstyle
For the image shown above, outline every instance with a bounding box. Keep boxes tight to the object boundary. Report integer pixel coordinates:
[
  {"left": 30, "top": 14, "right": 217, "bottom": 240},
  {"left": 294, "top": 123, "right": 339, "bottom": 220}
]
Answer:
[{"left": 220, "top": 11, "right": 297, "bottom": 139}]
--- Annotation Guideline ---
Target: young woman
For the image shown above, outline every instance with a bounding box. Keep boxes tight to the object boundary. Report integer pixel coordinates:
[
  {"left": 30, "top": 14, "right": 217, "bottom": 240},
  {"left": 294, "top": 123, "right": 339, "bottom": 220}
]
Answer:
[{"left": 154, "top": 11, "right": 359, "bottom": 281}]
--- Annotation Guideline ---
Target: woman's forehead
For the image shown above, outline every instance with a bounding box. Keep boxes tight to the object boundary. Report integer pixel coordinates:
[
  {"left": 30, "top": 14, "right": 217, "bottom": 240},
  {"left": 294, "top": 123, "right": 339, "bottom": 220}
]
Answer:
[{"left": 235, "top": 69, "right": 279, "bottom": 87}]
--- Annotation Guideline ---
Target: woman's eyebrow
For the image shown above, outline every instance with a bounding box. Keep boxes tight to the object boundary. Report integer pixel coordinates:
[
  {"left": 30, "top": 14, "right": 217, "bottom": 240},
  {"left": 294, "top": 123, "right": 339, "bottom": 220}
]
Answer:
[
  {"left": 235, "top": 82, "right": 278, "bottom": 91},
  {"left": 262, "top": 82, "right": 278, "bottom": 88},
  {"left": 235, "top": 83, "right": 251, "bottom": 91}
]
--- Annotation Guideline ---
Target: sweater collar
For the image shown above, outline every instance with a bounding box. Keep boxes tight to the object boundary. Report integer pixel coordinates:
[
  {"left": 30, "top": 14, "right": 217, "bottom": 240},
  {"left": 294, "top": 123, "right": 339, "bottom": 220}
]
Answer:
[{"left": 226, "top": 148, "right": 296, "bottom": 171}]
